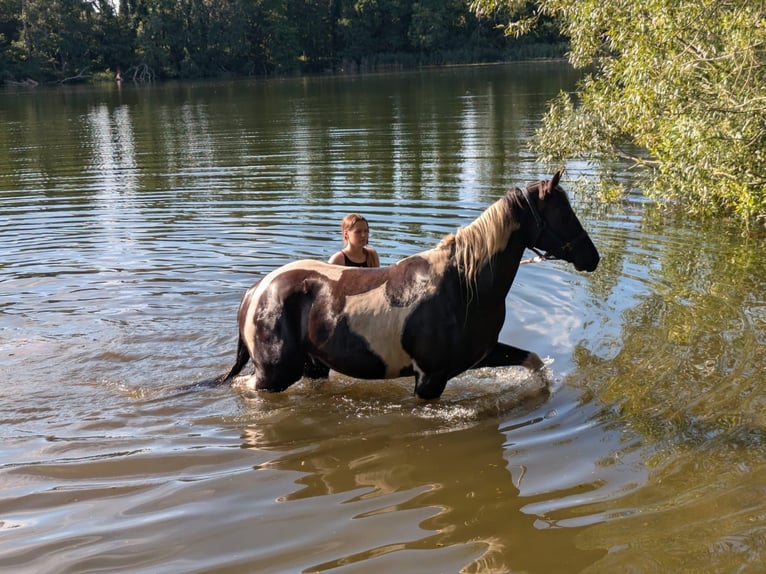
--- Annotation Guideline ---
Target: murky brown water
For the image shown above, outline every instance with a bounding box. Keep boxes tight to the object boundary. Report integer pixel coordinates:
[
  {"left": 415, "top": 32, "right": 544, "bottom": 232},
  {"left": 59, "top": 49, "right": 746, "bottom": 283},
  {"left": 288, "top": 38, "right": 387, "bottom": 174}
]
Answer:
[{"left": 1, "top": 63, "right": 765, "bottom": 573}]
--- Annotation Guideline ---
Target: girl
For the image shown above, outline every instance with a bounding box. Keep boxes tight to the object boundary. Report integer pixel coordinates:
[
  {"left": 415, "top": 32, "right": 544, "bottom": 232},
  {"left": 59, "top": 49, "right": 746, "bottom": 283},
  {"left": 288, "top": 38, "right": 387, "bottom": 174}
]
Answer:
[{"left": 328, "top": 213, "right": 380, "bottom": 267}]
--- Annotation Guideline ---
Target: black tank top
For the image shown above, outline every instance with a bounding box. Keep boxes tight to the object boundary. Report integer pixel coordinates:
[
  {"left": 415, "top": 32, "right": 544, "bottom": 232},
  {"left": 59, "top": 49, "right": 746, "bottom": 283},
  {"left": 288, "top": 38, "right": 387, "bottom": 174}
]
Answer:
[{"left": 343, "top": 252, "right": 368, "bottom": 267}]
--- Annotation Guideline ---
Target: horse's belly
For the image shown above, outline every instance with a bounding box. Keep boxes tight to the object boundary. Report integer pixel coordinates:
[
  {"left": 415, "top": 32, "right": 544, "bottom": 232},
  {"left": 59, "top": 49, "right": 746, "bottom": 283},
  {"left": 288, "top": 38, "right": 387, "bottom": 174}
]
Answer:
[
  {"left": 332, "top": 359, "right": 411, "bottom": 381},
  {"left": 321, "top": 338, "right": 412, "bottom": 380},
  {"left": 345, "top": 324, "right": 412, "bottom": 378}
]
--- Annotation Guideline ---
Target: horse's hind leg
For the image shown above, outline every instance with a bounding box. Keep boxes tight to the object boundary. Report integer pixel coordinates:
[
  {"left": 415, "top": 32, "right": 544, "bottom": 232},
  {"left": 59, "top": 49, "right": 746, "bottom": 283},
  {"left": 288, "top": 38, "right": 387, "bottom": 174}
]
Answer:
[
  {"left": 303, "top": 355, "right": 330, "bottom": 379},
  {"left": 474, "top": 342, "right": 543, "bottom": 371},
  {"left": 253, "top": 338, "right": 307, "bottom": 392},
  {"left": 255, "top": 362, "right": 304, "bottom": 392}
]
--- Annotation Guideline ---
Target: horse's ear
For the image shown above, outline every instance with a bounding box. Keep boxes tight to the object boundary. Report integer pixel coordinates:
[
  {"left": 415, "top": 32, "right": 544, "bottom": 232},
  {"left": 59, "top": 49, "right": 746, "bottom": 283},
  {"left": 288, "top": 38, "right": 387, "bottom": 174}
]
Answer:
[
  {"left": 549, "top": 169, "right": 563, "bottom": 190},
  {"left": 540, "top": 169, "right": 563, "bottom": 198}
]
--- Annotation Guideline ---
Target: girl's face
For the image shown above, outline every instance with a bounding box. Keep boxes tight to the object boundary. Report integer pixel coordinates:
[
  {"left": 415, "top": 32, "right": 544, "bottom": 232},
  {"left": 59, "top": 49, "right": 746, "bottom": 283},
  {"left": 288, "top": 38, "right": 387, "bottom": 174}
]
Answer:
[{"left": 345, "top": 222, "right": 369, "bottom": 247}]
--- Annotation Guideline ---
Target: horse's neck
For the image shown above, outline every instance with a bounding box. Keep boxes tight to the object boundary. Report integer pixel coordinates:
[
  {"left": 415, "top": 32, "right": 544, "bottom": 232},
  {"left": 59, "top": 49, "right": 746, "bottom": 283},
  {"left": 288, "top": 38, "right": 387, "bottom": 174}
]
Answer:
[{"left": 472, "top": 231, "right": 527, "bottom": 299}]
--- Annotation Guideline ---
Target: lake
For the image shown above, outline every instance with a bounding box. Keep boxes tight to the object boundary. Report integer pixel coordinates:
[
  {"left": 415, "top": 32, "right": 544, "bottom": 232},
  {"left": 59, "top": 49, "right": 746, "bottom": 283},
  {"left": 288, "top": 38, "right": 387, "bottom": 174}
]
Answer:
[{"left": 1, "top": 62, "right": 765, "bottom": 573}]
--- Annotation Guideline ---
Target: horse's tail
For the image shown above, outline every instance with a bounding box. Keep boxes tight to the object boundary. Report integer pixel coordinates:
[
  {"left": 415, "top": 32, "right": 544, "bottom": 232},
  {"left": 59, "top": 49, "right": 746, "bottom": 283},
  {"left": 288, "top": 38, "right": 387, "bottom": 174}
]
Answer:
[
  {"left": 179, "top": 335, "right": 250, "bottom": 392},
  {"left": 213, "top": 335, "right": 251, "bottom": 385}
]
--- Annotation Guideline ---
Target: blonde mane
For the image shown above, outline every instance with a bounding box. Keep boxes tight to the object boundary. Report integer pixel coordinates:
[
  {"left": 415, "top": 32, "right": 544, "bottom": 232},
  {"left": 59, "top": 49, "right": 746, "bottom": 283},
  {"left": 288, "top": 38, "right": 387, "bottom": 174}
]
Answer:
[{"left": 438, "top": 193, "right": 520, "bottom": 285}]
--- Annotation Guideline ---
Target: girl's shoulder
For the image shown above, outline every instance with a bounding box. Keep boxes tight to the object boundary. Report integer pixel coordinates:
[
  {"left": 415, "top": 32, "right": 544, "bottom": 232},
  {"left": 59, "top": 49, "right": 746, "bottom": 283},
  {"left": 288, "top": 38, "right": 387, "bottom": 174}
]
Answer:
[{"left": 328, "top": 251, "right": 345, "bottom": 265}]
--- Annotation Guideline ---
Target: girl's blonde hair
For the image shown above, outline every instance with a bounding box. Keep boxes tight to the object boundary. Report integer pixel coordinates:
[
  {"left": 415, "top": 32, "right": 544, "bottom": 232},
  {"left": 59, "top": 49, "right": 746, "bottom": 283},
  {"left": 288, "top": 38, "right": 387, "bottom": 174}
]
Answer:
[{"left": 341, "top": 213, "right": 368, "bottom": 233}]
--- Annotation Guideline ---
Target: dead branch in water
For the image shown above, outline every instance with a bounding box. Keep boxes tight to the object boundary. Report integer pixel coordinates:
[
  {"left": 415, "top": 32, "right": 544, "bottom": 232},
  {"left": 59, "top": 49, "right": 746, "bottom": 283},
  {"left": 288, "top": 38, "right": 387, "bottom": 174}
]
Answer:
[{"left": 126, "top": 64, "right": 155, "bottom": 83}]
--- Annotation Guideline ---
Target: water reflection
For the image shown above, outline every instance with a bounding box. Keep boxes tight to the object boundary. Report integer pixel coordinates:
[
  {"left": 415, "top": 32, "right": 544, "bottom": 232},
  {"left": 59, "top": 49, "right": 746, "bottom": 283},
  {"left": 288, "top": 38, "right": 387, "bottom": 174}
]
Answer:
[
  {"left": 86, "top": 104, "right": 137, "bottom": 186},
  {"left": 238, "top": 372, "right": 607, "bottom": 573},
  {"left": 564, "top": 204, "right": 766, "bottom": 572}
]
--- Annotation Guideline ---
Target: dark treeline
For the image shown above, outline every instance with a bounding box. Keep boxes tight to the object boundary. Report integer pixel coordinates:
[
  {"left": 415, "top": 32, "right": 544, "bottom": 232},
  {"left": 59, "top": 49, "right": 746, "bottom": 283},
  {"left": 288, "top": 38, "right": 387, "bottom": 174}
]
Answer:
[{"left": 0, "top": 0, "right": 564, "bottom": 84}]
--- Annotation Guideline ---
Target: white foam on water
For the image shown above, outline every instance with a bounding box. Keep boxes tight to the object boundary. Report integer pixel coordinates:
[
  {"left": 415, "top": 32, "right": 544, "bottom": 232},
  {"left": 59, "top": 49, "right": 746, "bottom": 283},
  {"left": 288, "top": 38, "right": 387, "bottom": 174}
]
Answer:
[{"left": 227, "top": 359, "right": 555, "bottom": 428}]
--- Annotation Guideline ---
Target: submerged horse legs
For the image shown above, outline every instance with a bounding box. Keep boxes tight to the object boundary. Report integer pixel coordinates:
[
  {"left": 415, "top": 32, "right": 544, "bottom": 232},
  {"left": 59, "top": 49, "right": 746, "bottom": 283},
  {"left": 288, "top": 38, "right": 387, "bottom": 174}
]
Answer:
[
  {"left": 414, "top": 342, "right": 543, "bottom": 400},
  {"left": 295, "top": 342, "right": 541, "bottom": 399},
  {"left": 474, "top": 342, "right": 544, "bottom": 371},
  {"left": 300, "top": 341, "right": 543, "bottom": 400}
]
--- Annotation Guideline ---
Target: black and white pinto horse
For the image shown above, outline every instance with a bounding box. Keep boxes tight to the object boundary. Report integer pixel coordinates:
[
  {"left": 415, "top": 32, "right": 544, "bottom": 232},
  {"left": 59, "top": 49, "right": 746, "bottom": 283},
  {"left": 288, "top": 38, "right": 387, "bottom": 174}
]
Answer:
[{"left": 205, "top": 171, "right": 599, "bottom": 399}]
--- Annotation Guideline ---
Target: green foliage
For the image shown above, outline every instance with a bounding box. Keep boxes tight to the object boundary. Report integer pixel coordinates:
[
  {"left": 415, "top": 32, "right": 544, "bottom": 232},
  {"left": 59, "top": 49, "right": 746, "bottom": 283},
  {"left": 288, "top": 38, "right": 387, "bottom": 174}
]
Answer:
[
  {"left": 2, "top": 0, "right": 562, "bottom": 84},
  {"left": 474, "top": 0, "right": 766, "bottom": 225}
]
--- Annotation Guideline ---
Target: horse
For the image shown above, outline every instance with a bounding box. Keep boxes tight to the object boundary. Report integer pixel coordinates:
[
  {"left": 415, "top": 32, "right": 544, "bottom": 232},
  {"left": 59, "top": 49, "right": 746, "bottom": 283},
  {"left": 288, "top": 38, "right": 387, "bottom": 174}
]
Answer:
[{"left": 203, "top": 170, "right": 599, "bottom": 399}]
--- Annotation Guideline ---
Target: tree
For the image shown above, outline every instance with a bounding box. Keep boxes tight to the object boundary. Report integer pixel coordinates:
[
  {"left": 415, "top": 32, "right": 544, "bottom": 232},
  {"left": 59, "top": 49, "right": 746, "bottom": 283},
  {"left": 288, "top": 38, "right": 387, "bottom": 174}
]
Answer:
[
  {"left": 15, "top": 0, "right": 97, "bottom": 81},
  {"left": 284, "top": 0, "right": 337, "bottom": 72},
  {"left": 472, "top": 0, "right": 766, "bottom": 225},
  {"left": 0, "top": 0, "right": 24, "bottom": 81},
  {"left": 409, "top": 0, "right": 478, "bottom": 54},
  {"left": 2, "top": 0, "right": 557, "bottom": 86},
  {"left": 339, "top": 0, "right": 414, "bottom": 66}
]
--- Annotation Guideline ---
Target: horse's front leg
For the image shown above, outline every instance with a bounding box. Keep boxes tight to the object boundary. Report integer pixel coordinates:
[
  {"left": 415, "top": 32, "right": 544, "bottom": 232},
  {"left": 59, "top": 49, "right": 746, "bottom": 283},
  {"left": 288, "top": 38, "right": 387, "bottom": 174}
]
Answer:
[
  {"left": 413, "top": 360, "right": 469, "bottom": 400},
  {"left": 413, "top": 370, "right": 450, "bottom": 400},
  {"left": 473, "top": 342, "right": 543, "bottom": 371}
]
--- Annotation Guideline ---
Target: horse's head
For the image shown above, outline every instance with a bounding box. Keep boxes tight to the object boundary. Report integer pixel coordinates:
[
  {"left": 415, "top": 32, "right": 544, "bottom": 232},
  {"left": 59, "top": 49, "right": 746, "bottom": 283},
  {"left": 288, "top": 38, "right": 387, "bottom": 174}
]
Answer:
[{"left": 519, "top": 170, "right": 600, "bottom": 272}]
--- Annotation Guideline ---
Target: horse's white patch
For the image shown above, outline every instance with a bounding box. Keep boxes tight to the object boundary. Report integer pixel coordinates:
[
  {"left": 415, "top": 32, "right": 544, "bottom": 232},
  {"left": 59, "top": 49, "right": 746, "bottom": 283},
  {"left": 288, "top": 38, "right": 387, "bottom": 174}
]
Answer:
[
  {"left": 242, "top": 280, "right": 282, "bottom": 361},
  {"left": 241, "top": 284, "right": 263, "bottom": 358},
  {"left": 345, "top": 262, "right": 441, "bottom": 377},
  {"left": 345, "top": 283, "right": 414, "bottom": 376},
  {"left": 311, "top": 281, "right": 337, "bottom": 336}
]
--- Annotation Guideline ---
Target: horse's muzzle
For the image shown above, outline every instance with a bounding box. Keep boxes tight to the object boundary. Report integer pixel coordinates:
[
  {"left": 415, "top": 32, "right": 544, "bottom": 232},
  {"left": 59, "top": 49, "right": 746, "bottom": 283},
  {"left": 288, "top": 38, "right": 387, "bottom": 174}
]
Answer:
[{"left": 574, "top": 249, "right": 600, "bottom": 272}]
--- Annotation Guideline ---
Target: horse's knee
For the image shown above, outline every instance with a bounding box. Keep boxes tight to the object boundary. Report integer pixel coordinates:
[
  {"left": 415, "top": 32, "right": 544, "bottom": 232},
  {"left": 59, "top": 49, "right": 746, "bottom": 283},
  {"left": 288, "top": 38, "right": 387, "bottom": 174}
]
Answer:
[
  {"left": 475, "top": 343, "right": 541, "bottom": 370},
  {"left": 414, "top": 374, "right": 448, "bottom": 400},
  {"left": 522, "top": 352, "right": 544, "bottom": 371}
]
